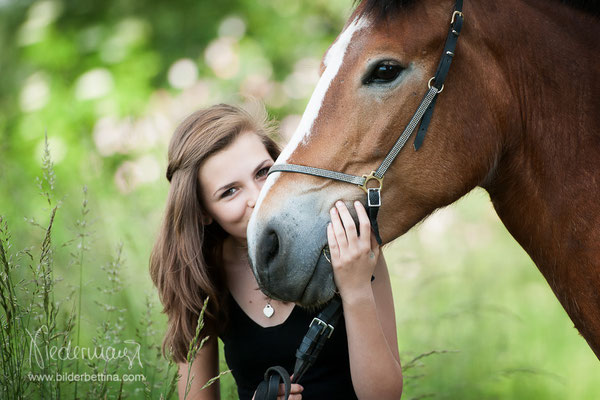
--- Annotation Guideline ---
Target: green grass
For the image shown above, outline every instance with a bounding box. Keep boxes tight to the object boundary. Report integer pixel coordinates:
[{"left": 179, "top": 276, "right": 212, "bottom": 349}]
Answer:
[{"left": 0, "top": 138, "right": 219, "bottom": 399}]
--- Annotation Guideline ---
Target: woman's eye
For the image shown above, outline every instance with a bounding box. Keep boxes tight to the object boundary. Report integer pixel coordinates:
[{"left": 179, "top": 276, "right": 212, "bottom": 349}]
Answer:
[
  {"left": 364, "top": 62, "right": 404, "bottom": 85},
  {"left": 221, "top": 187, "right": 237, "bottom": 198},
  {"left": 256, "top": 167, "right": 270, "bottom": 179}
]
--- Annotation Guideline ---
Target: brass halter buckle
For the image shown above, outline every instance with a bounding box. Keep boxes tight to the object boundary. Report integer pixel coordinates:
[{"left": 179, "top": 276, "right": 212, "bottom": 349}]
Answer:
[
  {"left": 359, "top": 171, "right": 383, "bottom": 194},
  {"left": 359, "top": 171, "right": 383, "bottom": 208},
  {"left": 451, "top": 10, "right": 464, "bottom": 25}
]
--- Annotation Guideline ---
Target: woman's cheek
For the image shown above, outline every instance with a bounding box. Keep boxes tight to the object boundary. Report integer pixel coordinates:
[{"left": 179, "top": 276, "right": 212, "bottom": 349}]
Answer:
[{"left": 220, "top": 199, "right": 247, "bottom": 231}]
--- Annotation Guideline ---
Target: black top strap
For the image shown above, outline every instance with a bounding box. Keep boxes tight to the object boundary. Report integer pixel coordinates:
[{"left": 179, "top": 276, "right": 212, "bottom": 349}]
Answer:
[
  {"left": 431, "top": 2, "right": 464, "bottom": 90},
  {"left": 414, "top": 1, "right": 464, "bottom": 150}
]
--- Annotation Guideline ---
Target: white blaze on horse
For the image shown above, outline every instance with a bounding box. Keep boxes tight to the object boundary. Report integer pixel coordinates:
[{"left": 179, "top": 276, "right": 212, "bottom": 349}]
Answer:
[{"left": 247, "top": 0, "right": 600, "bottom": 359}]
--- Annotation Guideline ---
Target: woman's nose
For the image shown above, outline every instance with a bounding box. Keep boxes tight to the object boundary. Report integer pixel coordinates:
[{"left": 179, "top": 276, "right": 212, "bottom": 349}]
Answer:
[{"left": 247, "top": 183, "right": 261, "bottom": 208}]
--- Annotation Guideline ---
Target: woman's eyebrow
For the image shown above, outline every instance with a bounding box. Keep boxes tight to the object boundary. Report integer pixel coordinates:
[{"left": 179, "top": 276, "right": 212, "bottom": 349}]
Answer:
[
  {"left": 213, "top": 181, "right": 237, "bottom": 198},
  {"left": 253, "top": 159, "right": 272, "bottom": 174},
  {"left": 212, "top": 159, "right": 272, "bottom": 198}
]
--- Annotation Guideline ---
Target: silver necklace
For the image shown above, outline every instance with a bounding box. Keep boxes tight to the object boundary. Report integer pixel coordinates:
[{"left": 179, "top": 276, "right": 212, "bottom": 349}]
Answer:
[{"left": 263, "top": 299, "right": 274, "bottom": 318}]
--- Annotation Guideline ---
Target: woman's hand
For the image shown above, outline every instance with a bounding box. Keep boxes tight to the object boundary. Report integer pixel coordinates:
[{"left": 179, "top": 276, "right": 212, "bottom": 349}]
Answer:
[
  {"left": 327, "top": 200, "right": 380, "bottom": 302},
  {"left": 252, "top": 381, "right": 303, "bottom": 400}
]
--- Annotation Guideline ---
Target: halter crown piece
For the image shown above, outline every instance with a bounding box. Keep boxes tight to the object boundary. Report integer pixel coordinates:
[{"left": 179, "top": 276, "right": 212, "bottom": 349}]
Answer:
[{"left": 267, "top": 1, "right": 464, "bottom": 246}]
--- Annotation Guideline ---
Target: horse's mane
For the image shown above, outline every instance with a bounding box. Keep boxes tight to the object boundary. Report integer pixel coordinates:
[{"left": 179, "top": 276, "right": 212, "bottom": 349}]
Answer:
[
  {"left": 355, "top": 0, "right": 417, "bottom": 21},
  {"left": 557, "top": 0, "right": 600, "bottom": 15},
  {"left": 356, "top": 0, "right": 600, "bottom": 19}
]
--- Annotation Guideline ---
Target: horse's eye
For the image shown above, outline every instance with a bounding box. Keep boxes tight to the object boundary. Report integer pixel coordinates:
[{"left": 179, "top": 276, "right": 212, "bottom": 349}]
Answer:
[{"left": 364, "top": 62, "right": 404, "bottom": 84}]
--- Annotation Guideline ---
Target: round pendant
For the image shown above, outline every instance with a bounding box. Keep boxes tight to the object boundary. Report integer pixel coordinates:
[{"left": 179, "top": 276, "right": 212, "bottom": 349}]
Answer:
[{"left": 263, "top": 303, "right": 274, "bottom": 318}]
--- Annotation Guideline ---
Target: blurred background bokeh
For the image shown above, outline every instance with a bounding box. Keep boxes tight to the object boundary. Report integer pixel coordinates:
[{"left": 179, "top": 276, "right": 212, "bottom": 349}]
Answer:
[{"left": 0, "top": 0, "right": 598, "bottom": 399}]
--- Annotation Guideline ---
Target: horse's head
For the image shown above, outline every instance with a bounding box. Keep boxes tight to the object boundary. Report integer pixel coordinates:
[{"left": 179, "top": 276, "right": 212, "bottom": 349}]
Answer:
[{"left": 248, "top": 0, "right": 509, "bottom": 306}]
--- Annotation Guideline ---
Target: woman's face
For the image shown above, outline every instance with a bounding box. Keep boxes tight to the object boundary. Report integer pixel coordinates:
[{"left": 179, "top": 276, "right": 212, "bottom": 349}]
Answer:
[{"left": 198, "top": 131, "right": 274, "bottom": 242}]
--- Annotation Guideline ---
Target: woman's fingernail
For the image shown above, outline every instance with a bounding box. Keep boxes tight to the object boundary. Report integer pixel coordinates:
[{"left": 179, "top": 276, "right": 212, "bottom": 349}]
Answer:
[{"left": 336, "top": 200, "right": 343, "bottom": 207}]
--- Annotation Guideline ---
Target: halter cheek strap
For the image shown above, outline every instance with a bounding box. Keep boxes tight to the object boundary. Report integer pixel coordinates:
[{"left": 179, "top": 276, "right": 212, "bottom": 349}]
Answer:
[{"left": 268, "top": 1, "right": 464, "bottom": 245}]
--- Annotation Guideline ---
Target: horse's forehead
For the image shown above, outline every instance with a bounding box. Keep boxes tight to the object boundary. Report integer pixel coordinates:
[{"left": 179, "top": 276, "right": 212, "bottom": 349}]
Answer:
[
  {"left": 281, "top": 15, "right": 371, "bottom": 160},
  {"left": 251, "top": 15, "right": 371, "bottom": 216},
  {"left": 323, "top": 15, "right": 371, "bottom": 68}
]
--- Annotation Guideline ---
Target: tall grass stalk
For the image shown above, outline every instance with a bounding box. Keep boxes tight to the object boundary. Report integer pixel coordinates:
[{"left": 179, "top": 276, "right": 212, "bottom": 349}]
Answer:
[
  {"left": 0, "top": 216, "right": 29, "bottom": 399},
  {"left": 73, "top": 184, "right": 90, "bottom": 399},
  {"left": 135, "top": 293, "right": 182, "bottom": 400},
  {"left": 84, "top": 241, "right": 129, "bottom": 399},
  {"left": 28, "top": 134, "right": 63, "bottom": 398},
  {"left": 0, "top": 135, "right": 64, "bottom": 399},
  {"left": 183, "top": 297, "right": 210, "bottom": 400}
]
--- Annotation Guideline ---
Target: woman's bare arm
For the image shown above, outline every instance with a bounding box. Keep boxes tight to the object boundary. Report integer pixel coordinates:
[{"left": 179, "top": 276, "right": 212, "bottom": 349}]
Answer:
[
  {"left": 177, "top": 335, "right": 220, "bottom": 400},
  {"left": 343, "top": 254, "right": 402, "bottom": 400},
  {"left": 327, "top": 201, "right": 403, "bottom": 400}
]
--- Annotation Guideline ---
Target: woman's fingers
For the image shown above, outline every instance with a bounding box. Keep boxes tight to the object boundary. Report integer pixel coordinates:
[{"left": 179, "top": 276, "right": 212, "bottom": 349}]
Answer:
[
  {"left": 255, "top": 382, "right": 303, "bottom": 400},
  {"left": 277, "top": 383, "right": 303, "bottom": 398},
  {"left": 327, "top": 223, "right": 340, "bottom": 262},
  {"left": 329, "top": 204, "right": 348, "bottom": 249},
  {"left": 330, "top": 200, "right": 376, "bottom": 253},
  {"left": 335, "top": 201, "right": 358, "bottom": 245},
  {"left": 354, "top": 201, "right": 372, "bottom": 248}
]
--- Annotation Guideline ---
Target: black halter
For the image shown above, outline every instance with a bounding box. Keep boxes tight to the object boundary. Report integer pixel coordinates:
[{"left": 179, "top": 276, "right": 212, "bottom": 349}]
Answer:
[
  {"left": 255, "top": 4, "right": 465, "bottom": 399},
  {"left": 268, "top": 0, "right": 464, "bottom": 245}
]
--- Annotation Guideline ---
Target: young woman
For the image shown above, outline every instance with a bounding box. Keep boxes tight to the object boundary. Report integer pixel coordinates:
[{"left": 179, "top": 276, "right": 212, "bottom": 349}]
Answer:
[{"left": 150, "top": 103, "right": 402, "bottom": 400}]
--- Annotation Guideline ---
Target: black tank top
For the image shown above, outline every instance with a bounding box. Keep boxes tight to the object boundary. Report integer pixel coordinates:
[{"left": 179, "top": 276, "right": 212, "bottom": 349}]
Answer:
[{"left": 219, "top": 294, "right": 358, "bottom": 400}]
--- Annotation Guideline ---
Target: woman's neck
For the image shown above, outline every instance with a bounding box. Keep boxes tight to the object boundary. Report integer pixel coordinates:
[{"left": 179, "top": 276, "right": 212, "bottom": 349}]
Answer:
[{"left": 222, "top": 236, "right": 250, "bottom": 269}]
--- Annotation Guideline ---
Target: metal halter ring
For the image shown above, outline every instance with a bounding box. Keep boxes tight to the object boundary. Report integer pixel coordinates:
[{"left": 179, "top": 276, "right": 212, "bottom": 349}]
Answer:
[
  {"left": 322, "top": 247, "right": 331, "bottom": 263},
  {"left": 359, "top": 171, "right": 383, "bottom": 194},
  {"left": 451, "top": 10, "right": 464, "bottom": 25},
  {"left": 428, "top": 77, "right": 444, "bottom": 93}
]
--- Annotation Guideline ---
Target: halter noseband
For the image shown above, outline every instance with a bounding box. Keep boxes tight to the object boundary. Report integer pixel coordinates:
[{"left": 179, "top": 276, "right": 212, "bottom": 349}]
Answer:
[{"left": 268, "top": 1, "right": 464, "bottom": 245}]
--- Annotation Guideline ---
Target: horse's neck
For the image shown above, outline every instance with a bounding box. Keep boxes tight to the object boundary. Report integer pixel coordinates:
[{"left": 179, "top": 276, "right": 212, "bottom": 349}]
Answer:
[
  {"left": 479, "top": 0, "right": 600, "bottom": 358},
  {"left": 481, "top": 0, "right": 600, "bottom": 256}
]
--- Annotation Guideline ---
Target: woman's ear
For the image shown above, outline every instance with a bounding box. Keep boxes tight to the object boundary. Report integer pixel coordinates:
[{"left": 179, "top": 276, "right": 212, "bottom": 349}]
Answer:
[{"left": 202, "top": 215, "right": 213, "bottom": 225}]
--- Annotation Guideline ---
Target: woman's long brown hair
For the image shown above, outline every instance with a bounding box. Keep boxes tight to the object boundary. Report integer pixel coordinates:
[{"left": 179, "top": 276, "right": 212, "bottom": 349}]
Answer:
[{"left": 150, "top": 103, "right": 280, "bottom": 364}]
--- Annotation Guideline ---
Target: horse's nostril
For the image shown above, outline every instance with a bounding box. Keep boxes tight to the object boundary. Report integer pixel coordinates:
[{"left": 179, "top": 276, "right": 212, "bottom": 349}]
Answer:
[{"left": 264, "top": 230, "right": 279, "bottom": 266}]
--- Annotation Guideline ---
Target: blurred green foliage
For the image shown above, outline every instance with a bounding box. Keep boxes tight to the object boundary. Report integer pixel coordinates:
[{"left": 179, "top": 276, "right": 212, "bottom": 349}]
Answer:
[
  {"left": 0, "top": 0, "right": 598, "bottom": 399},
  {"left": 0, "top": 0, "right": 348, "bottom": 331}
]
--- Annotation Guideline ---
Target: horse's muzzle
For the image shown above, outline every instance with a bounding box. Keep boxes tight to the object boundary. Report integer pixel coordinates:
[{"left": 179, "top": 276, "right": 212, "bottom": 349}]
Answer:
[{"left": 248, "top": 199, "right": 337, "bottom": 306}]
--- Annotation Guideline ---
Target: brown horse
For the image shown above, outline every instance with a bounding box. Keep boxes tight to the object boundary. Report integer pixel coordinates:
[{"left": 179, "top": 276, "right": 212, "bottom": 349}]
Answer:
[{"left": 247, "top": 0, "right": 600, "bottom": 359}]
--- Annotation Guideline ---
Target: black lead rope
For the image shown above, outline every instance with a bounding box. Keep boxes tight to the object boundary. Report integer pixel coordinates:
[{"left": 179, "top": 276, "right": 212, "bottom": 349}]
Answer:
[
  {"left": 254, "top": 296, "right": 343, "bottom": 400},
  {"left": 292, "top": 296, "right": 343, "bottom": 383},
  {"left": 254, "top": 366, "right": 291, "bottom": 400}
]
